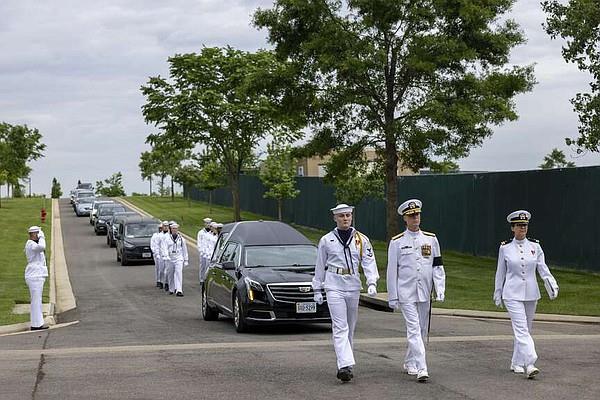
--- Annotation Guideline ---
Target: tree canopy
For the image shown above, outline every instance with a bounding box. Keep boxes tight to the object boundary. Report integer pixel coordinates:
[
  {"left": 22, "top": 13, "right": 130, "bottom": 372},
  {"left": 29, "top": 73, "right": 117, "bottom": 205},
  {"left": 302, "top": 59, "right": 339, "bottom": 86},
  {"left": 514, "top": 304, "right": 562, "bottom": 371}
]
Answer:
[
  {"left": 96, "top": 172, "right": 126, "bottom": 197},
  {"left": 539, "top": 148, "right": 576, "bottom": 169},
  {"left": 255, "top": 0, "right": 535, "bottom": 238},
  {"left": 543, "top": 0, "right": 600, "bottom": 152}
]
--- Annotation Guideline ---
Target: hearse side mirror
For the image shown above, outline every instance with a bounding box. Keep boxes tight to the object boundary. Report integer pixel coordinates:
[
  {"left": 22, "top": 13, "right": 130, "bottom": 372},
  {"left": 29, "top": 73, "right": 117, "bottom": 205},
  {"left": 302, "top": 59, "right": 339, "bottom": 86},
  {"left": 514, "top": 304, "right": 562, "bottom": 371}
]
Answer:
[{"left": 222, "top": 261, "right": 235, "bottom": 270}]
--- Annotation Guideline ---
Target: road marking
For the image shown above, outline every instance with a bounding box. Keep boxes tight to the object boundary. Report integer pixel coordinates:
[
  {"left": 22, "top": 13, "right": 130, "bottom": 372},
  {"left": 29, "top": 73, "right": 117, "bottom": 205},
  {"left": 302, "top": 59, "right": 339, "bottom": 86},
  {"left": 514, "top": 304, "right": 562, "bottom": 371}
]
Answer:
[{"left": 2, "top": 333, "right": 600, "bottom": 360}]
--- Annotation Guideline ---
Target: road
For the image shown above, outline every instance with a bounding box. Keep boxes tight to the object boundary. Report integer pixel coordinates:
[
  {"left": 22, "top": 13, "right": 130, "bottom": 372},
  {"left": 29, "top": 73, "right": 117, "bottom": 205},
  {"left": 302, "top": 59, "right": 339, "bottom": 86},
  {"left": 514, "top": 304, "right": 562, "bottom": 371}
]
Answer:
[{"left": 1, "top": 200, "right": 599, "bottom": 399}]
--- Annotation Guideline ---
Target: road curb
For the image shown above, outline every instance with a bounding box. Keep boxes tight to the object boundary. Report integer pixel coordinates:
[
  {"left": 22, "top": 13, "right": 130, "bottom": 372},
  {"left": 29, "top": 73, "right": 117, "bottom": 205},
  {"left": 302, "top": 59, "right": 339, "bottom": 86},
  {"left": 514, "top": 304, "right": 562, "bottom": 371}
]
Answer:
[{"left": 359, "top": 293, "right": 600, "bottom": 324}]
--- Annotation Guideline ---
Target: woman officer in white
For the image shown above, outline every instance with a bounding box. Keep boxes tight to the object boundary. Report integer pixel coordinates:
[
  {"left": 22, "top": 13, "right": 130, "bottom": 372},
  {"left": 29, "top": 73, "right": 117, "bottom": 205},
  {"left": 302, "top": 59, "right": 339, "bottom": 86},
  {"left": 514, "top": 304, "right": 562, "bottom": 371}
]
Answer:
[
  {"left": 494, "top": 210, "right": 559, "bottom": 378},
  {"left": 25, "top": 226, "right": 49, "bottom": 330},
  {"left": 312, "top": 204, "right": 379, "bottom": 382}
]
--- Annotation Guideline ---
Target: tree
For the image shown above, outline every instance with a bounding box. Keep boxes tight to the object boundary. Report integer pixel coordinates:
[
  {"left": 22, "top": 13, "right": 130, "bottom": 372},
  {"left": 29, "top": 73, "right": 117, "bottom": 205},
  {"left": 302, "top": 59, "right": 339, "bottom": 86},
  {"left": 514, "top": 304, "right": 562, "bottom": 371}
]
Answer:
[
  {"left": 95, "top": 172, "right": 126, "bottom": 197},
  {"left": 139, "top": 143, "right": 186, "bottom": 200},
  {"left": 0, "top": 122, "right": 46, "bottom": 198},
  {"left": 539, "top": 148, "right": 576, "bottom": 169},
  {"left": 51, "top": 177, "right": 63, "bottom": 198},
  {"left": 429, "top": 160, "right": 460, "bottom": 173},
  {"left": 198, "top": 156, "right": 227, "bottom": 213},
  {"left": 255, "top": 0, "right": 535, "bottom": 239},
  {"left": 259, "top": 143, "right": 300, "bottom": 221},
  {"left": 0, "top": 170, "right": 7, "bottom": 208},
  {"left": 173, "top": 163, "right": 203, "bottom": 206},
  {"left": 543, "top": 0, "right": 600, "bottom": 152},
  {"left": 141, "top": 47, "right": 305, "bottom": 221}
]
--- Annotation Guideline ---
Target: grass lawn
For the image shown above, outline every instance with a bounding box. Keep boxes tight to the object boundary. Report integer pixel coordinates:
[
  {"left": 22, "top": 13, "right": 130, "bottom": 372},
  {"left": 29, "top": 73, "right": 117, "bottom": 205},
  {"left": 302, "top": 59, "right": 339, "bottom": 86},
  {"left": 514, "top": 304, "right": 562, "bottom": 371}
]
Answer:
[
  {"left": 126, "top": 196, "right": 600, "bottom": 316},
  {"left": 0, "top": 197, "right": 52, "bottom": 325}
]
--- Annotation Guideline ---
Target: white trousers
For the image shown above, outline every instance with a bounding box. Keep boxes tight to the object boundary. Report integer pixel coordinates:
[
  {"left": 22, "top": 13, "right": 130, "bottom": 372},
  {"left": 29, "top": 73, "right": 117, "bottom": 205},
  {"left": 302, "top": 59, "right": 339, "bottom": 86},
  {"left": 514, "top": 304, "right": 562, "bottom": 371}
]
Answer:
[
  {"left": 504, "top": 300, "right": 538, "bottom": 367},
  {"left": 26, "top": 277, "right": 45, "bottom": 328},
  {"left": 157, "top": 257, "right": 166, "bottom": 284},
  {"left": 153, "top": 255, "right": 161, "bottom": 283},
  {"left": 400, "top": 301, "right": 430, "bottom": 372},
  {"left": 326, "top": 289, "right": 360, "bottom": 369},
  {"left": 164, "top": 260, "right": 174, "bottom": 291},
  {"left": 172, "top": 260, "right": 184, "bottom": 293},
  {"left": 199, "top": 256, "right": 209, "bottom": 283}
]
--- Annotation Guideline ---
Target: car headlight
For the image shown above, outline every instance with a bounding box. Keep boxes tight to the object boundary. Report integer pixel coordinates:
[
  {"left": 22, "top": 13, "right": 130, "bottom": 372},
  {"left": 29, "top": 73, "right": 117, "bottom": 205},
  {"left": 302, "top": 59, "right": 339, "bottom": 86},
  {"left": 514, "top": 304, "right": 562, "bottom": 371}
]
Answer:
[
  {"left": 98, "top": 219, "right": 105, "bottom": 224},
  {"left": 124, "top": 241, "right": 135, "bottom": 249},
  {"left": 244, "top": 277, "right": 264, "bottom": 302}
]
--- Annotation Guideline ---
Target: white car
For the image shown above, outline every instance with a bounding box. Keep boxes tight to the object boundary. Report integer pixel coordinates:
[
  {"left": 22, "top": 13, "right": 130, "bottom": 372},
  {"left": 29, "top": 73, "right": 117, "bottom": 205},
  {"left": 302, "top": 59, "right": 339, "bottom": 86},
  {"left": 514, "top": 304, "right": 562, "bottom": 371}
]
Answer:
[
  {"left": 89, "top": 200, "right": 114, "bottom": 225},
  {"left": 75, "top": 197, "right": 94, "bottom": 217}
]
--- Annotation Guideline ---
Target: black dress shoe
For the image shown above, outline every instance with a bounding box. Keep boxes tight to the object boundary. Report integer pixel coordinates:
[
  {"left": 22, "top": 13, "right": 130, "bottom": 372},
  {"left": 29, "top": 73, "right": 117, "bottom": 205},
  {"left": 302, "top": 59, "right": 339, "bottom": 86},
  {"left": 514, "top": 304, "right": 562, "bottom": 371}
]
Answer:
[
  {"left": 176, "top": 292, "right": 184, "bottom": 297},
  {"left": 337, "top": 367, "right": 353, "bottom": 382},
  {"left": 30, "top": 326, "right": 49, "bottom": 331},
  {"left": 157, "top": 282, "right": 163, "bottom": 289},
  {"left": 164, "top": 284, "right": 169, "bottom": 292},
  {"left": 169, "top": 291, "right": 174, "bottom": 295}
]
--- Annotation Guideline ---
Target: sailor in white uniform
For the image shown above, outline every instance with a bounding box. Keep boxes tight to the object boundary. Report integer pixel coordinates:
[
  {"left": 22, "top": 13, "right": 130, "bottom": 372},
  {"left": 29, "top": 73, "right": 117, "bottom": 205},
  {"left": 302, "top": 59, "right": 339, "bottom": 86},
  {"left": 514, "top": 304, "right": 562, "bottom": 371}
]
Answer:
[
  {"left": 158, "top": 221, "right": 169, "bottom": 290},
  {"left": 150, "top": 224, "right": 163, "bottom": 288},
  {"left": 312, "top": 204, "right": 379, "bottom": 382},
  {"left": 197, "top": 217, "right": 212, "bottom": 286},
  {"left": 24, "top": 226, "right": 49, "bottom": 330},
  {"left": 387, "top": 199, "right": 445, "bottom": 382},
  {"left": 494, "top": 210, "right": 559, "bottom": 378},
  {"left": 161, "top": 222, "right": 189, "bottom": 297}
]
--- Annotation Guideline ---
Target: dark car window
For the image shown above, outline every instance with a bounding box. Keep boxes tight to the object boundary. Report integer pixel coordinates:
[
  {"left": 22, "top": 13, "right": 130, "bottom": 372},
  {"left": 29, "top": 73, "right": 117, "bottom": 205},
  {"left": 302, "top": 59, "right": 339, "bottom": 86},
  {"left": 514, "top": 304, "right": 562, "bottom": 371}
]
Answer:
[
  {"left": 79, "top": 198, "right": 94, "bottom": 204},
  {"left": 77, "top": 192, "right": 95, "bottom": 198},
  {"left": 125, "top": 223, "right": 157, "bottom": 238},
  {"left": 212, "top": 233, "right": 230, "bottom": 261},
  {"left": 245, "top": 245, "right": 317, "bottom": 267},
  {"left": 99, "top": 206, "right": 126, "bottom": 216},
  {"left": 219, "top": 242, "right": 239, "bottom": 264}
]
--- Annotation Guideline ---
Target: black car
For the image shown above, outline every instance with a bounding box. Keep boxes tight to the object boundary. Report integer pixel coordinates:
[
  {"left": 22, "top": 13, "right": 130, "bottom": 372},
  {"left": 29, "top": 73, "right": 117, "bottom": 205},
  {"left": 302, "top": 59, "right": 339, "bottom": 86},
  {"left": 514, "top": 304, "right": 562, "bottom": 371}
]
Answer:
[
  {"left": 202, "top": 221, "right": 331, "bottom": 333},
  {"left": 94, "top": 203, "right": 126, "bottom": 235},
  {"left": 106, "top": 211, "right": 139, "bottom": 247},
  {"left": 115, "top": 215, "right": 159, "bottom": 266}
]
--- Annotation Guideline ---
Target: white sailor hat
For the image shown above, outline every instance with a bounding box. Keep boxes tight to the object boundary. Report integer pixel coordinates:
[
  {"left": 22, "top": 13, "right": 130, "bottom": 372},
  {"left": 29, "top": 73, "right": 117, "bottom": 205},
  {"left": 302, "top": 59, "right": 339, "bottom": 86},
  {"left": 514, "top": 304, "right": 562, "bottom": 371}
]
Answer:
[
  {"left": 161, "top": 220, "right": 169, "bottom": 226},
  {"left": 171, "top": 223, "right": 180, "bottom": 229},
  {"left": 28, "top": 226, "right": 41, "bottom": 233},
  {"left": 215, "top": 223, "right": 224, "bottom": 228},
  {"left": 507, "top": 210, "right": 531, "bottom": 224},
  {"left": 168, "top": 220, "right": 176, "bottom": 226},
  {"left": 398, "top": 199, "right": 422, "bottom": 216},
  {"left": 203, "top": 217, "right": 212, "bottom": 224},
  {"left": 330, "top": 203, "right": 354, "bottom": 215},
  {"left": 209, "top": 221, "right": 219, "bottom": 228}
]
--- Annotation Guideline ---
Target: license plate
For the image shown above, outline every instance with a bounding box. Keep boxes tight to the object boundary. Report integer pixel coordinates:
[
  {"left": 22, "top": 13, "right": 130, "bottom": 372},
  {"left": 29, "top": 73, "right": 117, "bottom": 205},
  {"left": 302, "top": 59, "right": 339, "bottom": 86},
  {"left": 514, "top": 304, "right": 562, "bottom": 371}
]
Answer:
[
  {"left": 142, "top": 252, "right": 152, "bottom": 258},
  {"left": 296, "top": 302, "right": 317, "bottom": 313}
]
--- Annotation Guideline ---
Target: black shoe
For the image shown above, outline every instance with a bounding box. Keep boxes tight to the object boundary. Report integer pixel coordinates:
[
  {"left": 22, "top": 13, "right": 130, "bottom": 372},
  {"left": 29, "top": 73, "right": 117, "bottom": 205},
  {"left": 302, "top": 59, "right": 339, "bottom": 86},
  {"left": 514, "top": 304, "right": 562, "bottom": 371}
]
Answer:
[
  {"left": 169, "top": 291, "right": 174, "bottom": 295},
  {"left": 157, "top": 282, "right": 163, "bottom": 289},
  {"left": 337, "top": 367, "right": 353, "bottom": 382},
  {"left": 30, "top": 326, "right": 49, "bottom": 331},
  {"left": 164, "top": 284, "right": 169, "bottom": 292},
  {"left": 176, "top": 292, "right": 184, "bottom": 297}
]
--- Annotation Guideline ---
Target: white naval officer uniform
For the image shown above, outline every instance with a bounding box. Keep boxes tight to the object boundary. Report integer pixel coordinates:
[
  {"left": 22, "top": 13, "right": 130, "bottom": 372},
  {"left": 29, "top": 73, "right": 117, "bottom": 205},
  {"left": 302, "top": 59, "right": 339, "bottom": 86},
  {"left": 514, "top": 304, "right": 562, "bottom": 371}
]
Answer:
[
  {"left": 494, "top": 210, "right": 558, "bottom": 375},
  {"left": 24, "top": 227, "right": 48, "bottom": 328},
  {"left": 312, "top": 210, "right": 379, "bottom": 372},
  {"left": 197, "top": 223, "right": 212, "bottom": 284},
  {"left": 161, "top": 226, "right": 189, "bottom": 295},
  {"left": 150, "top": 228, "right": 162, "bottom": 285},
  {"left": 157, "top": 225, "right": 169, "bottom": 286}
]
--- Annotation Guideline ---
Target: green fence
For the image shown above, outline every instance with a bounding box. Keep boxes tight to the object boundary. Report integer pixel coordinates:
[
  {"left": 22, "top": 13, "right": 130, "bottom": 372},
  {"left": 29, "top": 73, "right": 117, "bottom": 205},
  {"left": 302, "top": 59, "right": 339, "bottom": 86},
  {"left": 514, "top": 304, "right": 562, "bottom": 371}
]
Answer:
[{"left": 187, "top": 166, "right": 600, "bottom": 272}]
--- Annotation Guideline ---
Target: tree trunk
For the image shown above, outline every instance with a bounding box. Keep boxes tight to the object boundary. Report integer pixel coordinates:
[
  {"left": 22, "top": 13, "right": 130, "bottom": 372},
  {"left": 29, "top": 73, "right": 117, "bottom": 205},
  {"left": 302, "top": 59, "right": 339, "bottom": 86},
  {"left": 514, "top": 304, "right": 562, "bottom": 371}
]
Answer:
[
  {"left": 149, "top": 177, "right": 152, "bottom": 196},
  {"left": 230, "top": 174, "right": 241, "bottom": 221},
  {"left": 385, "top": 130, "right": 399, "bottom": 241},
  {"left": 170, "top": 177, "right": 174, "bottom": 202},
  {"left": 209, "top": 191, "right": 213, "bottom": 213},
  {"left": 278, "top": 199, "right": 282, "bottom": 221},
  {"left": 160, "top": 176, "right": 165, "bottom": 196}
]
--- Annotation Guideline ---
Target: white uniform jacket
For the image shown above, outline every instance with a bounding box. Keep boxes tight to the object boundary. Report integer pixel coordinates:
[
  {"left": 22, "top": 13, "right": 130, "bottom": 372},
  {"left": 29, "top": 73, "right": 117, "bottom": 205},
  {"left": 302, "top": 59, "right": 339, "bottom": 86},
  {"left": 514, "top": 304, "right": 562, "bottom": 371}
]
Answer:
[
  {"left": 386, "top": 230, "right": 445, "bottom": 303},
  {"left": 24, "top": 237, "right": 48, "bottom": 279},
  {"left": 150, "top": 232, "right": 161, "bottom": 256},
  {"left": 161, "top": 233, "right": 189, "bottom": 263},
  {"left": 203, "top": 233, "right": 217, "bottom": 260},
  {"left": 197, "top": 228, "right": 207, "bottom": 254},
  {"left": 494, "top": 238, "right": 557, "bottom": 301},
  {"left": 158, "top": 232, "right": 169, "bottom": 259},
  {"left": 312, "top": 228, "right": 379, "bottom": 292}
]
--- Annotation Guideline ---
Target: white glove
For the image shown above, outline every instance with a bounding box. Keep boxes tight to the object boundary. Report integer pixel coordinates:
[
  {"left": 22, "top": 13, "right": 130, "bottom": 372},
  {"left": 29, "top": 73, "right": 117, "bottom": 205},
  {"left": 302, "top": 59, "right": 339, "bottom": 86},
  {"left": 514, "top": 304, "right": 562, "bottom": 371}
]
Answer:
[
  {"left": 38, "top": 230, "right": 45, "bottom": 239},
  {"left": 493, "top": 293, "right": 503, "bottom": 308},
  {"left": 184, "top": 261, "right": 189, "bottom": 268},
  {"left": 388, "top": 299, "right": 400, "bottom": 310},
  {"left": 314, "top": 292, "right": 324, "bottom": 305},
  {"left": 550, "top": 285, "right": 559, "bottom": 300},
  {"left": 436, "top": 292, "right": 445, "bottom": 302},
  {"left": 367, "top": 284, "right": 377, "bottom": 297}
]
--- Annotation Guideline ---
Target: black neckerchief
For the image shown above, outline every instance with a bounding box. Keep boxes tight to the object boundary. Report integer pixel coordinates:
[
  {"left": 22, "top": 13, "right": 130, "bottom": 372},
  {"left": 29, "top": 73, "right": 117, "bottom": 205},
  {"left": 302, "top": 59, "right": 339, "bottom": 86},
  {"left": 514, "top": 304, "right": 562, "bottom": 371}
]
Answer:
[
  {"left": 333, "top": 227, "right": 355, "bottom": 273},
  {"left": 205, "top": 228, "right": 211, "bottom": 232}
]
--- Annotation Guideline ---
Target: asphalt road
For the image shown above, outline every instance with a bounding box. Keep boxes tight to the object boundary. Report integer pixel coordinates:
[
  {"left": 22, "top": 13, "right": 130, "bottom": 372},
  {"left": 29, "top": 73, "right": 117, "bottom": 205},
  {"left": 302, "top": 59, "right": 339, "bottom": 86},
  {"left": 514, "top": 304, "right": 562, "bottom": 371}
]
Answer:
[{"left": 1, "top": 199, "right": 599, "bottom": 399}]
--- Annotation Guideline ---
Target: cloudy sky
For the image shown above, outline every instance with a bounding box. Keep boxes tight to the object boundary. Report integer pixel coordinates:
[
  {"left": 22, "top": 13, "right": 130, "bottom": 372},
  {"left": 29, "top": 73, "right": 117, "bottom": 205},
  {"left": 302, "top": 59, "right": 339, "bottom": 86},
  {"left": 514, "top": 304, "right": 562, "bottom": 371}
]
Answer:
[{"left": 1, "top": 0, "right": 598, "bottom": 195}]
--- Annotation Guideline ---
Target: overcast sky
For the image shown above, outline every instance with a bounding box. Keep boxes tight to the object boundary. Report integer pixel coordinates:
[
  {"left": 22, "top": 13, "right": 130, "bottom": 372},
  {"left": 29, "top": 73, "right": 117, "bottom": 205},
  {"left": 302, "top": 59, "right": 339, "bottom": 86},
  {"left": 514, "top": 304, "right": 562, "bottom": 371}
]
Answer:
[{"left": 1, "top": 0, "right": 599, "bottom": 196}]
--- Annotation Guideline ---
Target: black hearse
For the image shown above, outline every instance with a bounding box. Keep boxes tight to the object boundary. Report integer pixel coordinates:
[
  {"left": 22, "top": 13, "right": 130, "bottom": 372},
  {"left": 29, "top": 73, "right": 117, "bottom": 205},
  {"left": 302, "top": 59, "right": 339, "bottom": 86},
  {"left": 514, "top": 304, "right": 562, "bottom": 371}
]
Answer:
[
  {"left": 115, "top": 215, "right": 160, "bottom": 266},
  {"left": 202, "top": 221, "right": 331, "bottom": 332}
]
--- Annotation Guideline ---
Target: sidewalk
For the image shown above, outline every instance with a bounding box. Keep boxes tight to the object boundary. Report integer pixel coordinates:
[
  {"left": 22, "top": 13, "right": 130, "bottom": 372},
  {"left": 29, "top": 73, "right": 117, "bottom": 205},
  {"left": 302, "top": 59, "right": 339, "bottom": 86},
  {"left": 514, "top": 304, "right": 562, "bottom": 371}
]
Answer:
[
  {"left": 360, "top": 292, "right": 600, "bottom": 324},
  {"left": 0, "top": 199, "right": 76, "bottom": 335}
]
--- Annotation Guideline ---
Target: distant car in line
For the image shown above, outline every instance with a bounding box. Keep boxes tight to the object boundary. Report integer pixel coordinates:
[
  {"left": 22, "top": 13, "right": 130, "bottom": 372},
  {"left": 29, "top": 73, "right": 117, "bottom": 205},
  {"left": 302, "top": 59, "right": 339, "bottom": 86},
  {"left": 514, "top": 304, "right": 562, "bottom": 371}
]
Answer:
[
  {"left": 94, "top": 203, "right": 126, "bottom": 235},
  {"left": 75, "top": 197, "right": 94, "bottom": 217},
  {"left": 72, "top": 190, "right": 95, "bottom": 210},
  {"left": 115, "top": 215, "right": 160, "bottom": 266},
  {"left": 77, "top": 182, "right": 93, "bottom": 191},
  {"left": 89, "top": 200, "right": 114, "bottom": 225},
  {"left": 107, "top": 211, "right": 139, "bottom": 247},
  {"left": 202, "top": 221, "right": 331, "bottom": 333}
]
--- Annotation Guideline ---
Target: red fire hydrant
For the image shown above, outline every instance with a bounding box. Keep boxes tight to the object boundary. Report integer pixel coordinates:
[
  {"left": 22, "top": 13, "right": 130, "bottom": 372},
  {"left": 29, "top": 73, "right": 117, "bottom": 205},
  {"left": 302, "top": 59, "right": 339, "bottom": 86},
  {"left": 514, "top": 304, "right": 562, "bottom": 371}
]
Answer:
[{"left": 41, "top": 208, "right": 47, "bottom": 224}]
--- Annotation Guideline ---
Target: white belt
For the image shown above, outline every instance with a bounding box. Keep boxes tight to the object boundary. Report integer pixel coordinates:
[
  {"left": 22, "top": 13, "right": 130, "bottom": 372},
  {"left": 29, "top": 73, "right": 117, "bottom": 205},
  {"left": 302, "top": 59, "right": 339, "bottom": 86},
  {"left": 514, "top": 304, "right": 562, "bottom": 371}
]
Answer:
[{"left": 328, "top": 266, "right": 352, "bottom": 275}]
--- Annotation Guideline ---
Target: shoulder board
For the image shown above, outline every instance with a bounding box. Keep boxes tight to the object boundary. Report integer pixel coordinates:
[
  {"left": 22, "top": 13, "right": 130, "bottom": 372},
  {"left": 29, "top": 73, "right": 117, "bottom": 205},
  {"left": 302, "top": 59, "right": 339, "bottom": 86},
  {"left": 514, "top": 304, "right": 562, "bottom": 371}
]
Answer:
[
  {"left": 392, "top": 232, "right": 404, "bottom": 240},
  {"left": 422, "top": 231, "right": 436, "bottom": 237},
  {"left": 527, "top": 237, "right": 540, "bottom": 243},
  {"left": 500, "top": 238, "right": 513, "bottom": 246}
]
